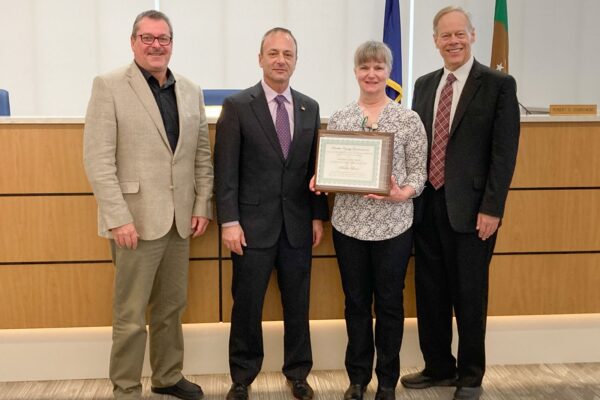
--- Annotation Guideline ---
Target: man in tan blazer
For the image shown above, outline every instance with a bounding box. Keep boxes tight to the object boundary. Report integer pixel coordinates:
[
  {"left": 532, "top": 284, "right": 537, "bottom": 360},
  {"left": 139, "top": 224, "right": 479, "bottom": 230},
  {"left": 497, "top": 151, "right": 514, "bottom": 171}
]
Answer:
[{"left": 83, "top": 10, "right": 213, "bottom": 400}]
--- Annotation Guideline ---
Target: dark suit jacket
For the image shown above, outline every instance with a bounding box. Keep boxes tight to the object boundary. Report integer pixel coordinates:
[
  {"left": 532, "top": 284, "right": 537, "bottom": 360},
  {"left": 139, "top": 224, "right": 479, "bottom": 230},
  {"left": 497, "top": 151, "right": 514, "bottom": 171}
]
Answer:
[
  {"left": 214, "top": 82, "right": 329, "bottom": 248},
  {"left": 412, "top": 59, "right": 520, "bottom": 233}
]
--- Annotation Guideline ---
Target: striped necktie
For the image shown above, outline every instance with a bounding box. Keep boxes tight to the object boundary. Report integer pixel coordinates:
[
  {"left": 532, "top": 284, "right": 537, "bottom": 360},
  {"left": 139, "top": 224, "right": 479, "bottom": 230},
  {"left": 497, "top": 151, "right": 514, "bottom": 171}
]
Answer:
[{"left": 429, "top": 73, "right": 457, "bottom": 189}]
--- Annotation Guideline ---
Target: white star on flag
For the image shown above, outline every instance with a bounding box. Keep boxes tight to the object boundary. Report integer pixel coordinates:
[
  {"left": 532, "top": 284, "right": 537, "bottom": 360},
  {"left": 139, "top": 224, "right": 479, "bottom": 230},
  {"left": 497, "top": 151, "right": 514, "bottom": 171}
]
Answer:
[{"left": 496, "top": 63, "right": 505, "bottom": 71}]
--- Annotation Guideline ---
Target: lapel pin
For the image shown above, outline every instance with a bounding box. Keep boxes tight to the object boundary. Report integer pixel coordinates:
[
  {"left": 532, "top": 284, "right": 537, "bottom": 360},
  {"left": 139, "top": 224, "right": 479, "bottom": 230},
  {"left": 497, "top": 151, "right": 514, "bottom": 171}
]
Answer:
[{"left": 300, "top": 105, "right": 306, "bottom": 111}]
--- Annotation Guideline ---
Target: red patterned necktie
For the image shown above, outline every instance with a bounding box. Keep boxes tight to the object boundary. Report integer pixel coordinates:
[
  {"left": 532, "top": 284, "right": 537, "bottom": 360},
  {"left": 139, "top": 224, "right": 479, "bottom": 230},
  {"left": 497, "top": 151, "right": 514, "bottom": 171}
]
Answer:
[
  {"left": 274, "top": 95, "right": 291, "bottom": 159},
  {"left": 429, "top": 73, "right": 457, "bottom": 189}
]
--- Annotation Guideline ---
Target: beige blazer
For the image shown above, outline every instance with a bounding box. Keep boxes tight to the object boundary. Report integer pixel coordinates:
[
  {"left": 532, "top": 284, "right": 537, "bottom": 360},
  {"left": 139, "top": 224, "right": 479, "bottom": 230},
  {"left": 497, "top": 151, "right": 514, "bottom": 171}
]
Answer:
[{"left": 83, "top": 62, "right": 213, "bottom": 240}]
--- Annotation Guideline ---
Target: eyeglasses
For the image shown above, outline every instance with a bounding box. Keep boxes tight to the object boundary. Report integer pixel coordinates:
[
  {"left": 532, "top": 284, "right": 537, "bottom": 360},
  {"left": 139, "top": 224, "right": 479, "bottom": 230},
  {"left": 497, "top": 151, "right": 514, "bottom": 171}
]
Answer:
[{"left": 138, "top": 34, "right": 172, "bottom": 46}]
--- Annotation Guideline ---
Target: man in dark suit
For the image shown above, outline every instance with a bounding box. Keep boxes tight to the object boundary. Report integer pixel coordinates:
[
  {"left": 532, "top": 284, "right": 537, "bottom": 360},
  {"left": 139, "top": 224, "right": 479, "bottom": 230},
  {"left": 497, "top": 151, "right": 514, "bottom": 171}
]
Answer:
[
  {"left": 400, "top": 7, "right": 520, "bottom": 400},
  {"left": 214, "top": 27, "right": 329, "bottom": 400}
]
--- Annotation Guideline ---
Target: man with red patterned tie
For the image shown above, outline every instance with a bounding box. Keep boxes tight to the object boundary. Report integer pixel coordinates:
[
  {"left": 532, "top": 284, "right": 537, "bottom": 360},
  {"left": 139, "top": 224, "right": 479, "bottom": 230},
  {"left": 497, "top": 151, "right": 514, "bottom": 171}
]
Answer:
[{"left": 400, "top": 6, "right": 520, "bottom": 400}]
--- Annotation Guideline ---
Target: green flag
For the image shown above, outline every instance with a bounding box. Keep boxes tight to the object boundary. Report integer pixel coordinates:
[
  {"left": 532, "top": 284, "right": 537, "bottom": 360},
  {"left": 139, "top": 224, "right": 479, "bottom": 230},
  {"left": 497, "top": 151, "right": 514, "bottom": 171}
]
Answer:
[{"left": 491, "top": 0, "right": 509, "bottom": 73}]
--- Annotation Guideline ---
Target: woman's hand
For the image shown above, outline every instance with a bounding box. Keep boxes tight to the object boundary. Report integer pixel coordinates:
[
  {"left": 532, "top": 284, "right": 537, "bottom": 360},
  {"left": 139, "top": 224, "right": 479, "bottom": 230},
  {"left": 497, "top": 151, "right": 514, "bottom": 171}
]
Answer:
[
  {"left": 364, "top": 176, "right": 415, "bottom": 202},
  {"left": 309, "top": 175, "right": 327, "bottom": 195}
]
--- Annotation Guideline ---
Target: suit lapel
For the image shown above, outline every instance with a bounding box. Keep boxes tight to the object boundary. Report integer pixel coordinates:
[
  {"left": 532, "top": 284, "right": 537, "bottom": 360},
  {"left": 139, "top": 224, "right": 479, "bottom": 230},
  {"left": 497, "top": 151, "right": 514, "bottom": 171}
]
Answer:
[
  {"left": 174, "top": 75, "right": 187, "bottom": 158},
  {"left": 249, "top": 83, "right": 286, "bottom": 161},
  {"left": 126, "top": 63, "right": 171, "bottom": 151},
  {"left": 423, "top": 70, "right": 444, "bottom": 145},
  {"left": 450, "top": 60, "right": 482, "bottom": 136}
]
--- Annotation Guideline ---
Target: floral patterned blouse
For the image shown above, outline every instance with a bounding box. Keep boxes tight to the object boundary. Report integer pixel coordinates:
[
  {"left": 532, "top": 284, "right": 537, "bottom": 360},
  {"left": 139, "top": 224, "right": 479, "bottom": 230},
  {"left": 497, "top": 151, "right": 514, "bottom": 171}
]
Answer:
[{"left": 328, "top": 101, "right": 427, "bottom": 241}]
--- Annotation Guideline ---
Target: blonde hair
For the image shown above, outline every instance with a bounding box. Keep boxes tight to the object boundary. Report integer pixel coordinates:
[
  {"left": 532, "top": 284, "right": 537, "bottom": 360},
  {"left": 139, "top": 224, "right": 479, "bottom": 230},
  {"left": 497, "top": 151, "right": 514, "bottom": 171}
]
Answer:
[
  {"left": 433, "top": 6, "right": 474, "bottom": 36},
  {"left": 354, "top": 41, "right": 392, "bottom": 71}
]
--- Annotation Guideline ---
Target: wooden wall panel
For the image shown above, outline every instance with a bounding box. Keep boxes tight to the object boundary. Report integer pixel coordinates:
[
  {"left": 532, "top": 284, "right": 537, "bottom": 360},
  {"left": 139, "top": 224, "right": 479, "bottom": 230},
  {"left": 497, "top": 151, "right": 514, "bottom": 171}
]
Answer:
[
  {"left": 0, "top": 263, "right": 114, "bottom": 329},
  {"left": 309, "top": 258, "right": 344, "bottom": 319},
  {"left": 189, "top": 217, "right": 220, "bottom": 259},
  {"left": 497, "top": 190, "right": 600, "bottom": 253},
  {"left": 0, "top": 196, "right": 221, "bottom": 263},
  {"left": 312, "top": 221, "right": 335, "bottom": 256},
  {"left": 2, "top": 120, "right": 599, "bottom": 330},
  {"left": 182, "top": 260, "right": 220, "bottom": 323},
  {"left": 311, "top": 195, "right": 336, "bottom": 256},
  {"left": 2, "top": 254, "right": 596, "bottom": 328},
  {"left": 512, "top": 122, "right": 600, "bottom": 188},
  {"left": 0, "top": 124, "right": 90, "bottom": 194},
  {"left": 208, "top": 125, "right": 216, "bottom": 151},
  {"left": 404, "top": 260, "right": 417, "bottom": 318},
  {"left": 489, "top": 254, "right": 600, "bottom": 315},
  {"left": 0, "top": 260, "right": 220, "bottom": 329},
  {"left": 0, "top": 196, "right": 110, "bottom": 263}
]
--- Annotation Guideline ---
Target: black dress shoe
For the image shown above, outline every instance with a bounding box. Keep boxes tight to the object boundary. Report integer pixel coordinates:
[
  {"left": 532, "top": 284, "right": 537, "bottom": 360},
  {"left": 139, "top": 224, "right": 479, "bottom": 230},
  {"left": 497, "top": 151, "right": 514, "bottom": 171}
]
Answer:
[
  {"left": 151, "top": 377, "right": 203, "bottom": 400},
  {"left": 453, "top": 386, "right": 482, "bottom": 400},
  {"left": 343, "top": 384, "right": 367, "bottom": 400},
  {"left": 287, "top": 379, "right": 314, "bottom": 400},
  {"left": 400, "top": 371, "right": 457, "bottom": 389},
  {"left": 226, "top": 383, "right": 249, "bottom": 400},
  {"left": 374, "top": 387, "right": 395, "bottom": 400}
]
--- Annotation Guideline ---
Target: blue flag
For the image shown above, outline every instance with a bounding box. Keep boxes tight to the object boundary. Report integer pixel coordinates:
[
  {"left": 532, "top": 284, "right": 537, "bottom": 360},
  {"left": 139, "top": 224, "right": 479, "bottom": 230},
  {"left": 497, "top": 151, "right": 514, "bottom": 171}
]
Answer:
[{"left": 383, "top": 0, "right": 403, "bottom": 102}]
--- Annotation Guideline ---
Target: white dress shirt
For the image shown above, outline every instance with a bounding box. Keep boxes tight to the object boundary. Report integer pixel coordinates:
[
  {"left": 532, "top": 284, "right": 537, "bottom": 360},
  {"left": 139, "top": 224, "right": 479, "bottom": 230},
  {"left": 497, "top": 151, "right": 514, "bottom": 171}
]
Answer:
[
  {"left": 432, "top": 56, "right": 474, "bottom": 142},
  {"left": 261, "top": 80, "right": 295, "bottom": 139}
]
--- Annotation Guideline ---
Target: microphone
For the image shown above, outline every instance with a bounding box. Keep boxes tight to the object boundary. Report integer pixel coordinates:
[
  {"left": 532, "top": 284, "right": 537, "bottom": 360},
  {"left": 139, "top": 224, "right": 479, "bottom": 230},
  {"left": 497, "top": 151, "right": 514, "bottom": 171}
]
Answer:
[
  {"left": 518, "top": 102, "right": 549, "bottom": 115},
  {"left": 519, "top": 101, "right": 532, "bottom": 115}
]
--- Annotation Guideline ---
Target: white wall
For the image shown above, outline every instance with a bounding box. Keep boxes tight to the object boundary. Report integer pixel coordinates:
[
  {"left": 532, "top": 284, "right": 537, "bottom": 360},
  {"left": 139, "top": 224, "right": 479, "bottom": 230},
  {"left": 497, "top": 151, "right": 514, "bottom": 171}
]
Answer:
[
  {"left": 1, "top": 0, "right": 599, "bottom": 116},
  {"left": 2, "top": 315, "right": 600, "bottom": 381}
]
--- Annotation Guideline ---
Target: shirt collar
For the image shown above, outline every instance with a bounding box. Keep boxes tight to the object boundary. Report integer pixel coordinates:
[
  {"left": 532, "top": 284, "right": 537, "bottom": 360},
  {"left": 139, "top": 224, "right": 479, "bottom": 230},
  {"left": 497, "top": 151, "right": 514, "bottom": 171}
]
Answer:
[
  {"left": 442, "top": 56, "right": 474, "bottom": 83},
  {"left": 136, "top": 62, "right": 176, "bottom": 88},
  {"left": 261, "top": 80, "right": 292, "bottom": 104}
]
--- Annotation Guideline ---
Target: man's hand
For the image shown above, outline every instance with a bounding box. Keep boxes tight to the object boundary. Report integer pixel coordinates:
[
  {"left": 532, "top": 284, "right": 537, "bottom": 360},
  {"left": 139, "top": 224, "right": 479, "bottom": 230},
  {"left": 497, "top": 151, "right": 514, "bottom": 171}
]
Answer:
[
  {"left": 191, "top": 216, "right": 210, "bottom": 238},
  {"left": 111, "top": 222, "right": 139, "bottom": 249},
  {"left": 222, "top": 224, "right": 247, "bottom": 255},
  {"left": 476, "top": 213, "right": 500, "bottom": 241},
  {"left": 312, "top": 219, "right": 324, "bottom": 248}
]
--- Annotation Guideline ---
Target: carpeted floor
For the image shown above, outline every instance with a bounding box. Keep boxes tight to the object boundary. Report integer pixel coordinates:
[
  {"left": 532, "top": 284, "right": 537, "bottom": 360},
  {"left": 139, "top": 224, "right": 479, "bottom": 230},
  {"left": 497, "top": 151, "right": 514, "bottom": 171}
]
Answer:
[{"left": 0, "top": 364, "right": 599, "bottom": 400}]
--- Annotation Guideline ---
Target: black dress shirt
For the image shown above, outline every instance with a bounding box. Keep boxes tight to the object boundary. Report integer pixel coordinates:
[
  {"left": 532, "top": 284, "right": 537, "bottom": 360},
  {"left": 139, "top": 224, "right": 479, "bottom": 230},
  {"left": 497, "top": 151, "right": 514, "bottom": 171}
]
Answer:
[{"left": 137, "top": 64, "right": 180, "bottom": 152}]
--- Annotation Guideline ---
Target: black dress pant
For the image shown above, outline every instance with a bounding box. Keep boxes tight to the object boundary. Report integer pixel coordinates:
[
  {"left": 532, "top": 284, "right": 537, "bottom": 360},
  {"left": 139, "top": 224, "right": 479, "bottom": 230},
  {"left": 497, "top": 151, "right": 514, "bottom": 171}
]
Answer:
[
  {"left": 333, "top": 227, "right": 413, "bottom": 388},
  {"left": 229, "top": 227, "right": 312, "bottom": 385},
  {"left": 413, "top": 186, "right": 496, "bottom": 387}
]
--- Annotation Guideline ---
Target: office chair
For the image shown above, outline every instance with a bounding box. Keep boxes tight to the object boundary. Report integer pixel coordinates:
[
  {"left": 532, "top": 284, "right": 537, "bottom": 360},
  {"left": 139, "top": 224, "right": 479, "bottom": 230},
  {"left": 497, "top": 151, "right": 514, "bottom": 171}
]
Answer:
[
  {"left": 203, "top": 89, "right": 240, "bottom": 106},
  {"left": 0, "top": 89, "right": 10, "bottom": 116}
]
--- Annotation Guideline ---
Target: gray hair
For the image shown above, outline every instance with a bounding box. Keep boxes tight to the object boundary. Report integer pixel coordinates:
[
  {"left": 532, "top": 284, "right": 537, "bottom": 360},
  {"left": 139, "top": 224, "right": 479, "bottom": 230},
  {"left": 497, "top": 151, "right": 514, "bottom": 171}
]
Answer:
[
  {"left": 354, "top": 41, "right": 393, "bottom": 71},
  {"left": 131, "top": 10, "right": 173, "bottom": 38},
  {"left": 260, "top": 27, "right": 298, "bottom": 57},
  {"left": 433, "top": 6, "right": 474, "bottom": 36}
]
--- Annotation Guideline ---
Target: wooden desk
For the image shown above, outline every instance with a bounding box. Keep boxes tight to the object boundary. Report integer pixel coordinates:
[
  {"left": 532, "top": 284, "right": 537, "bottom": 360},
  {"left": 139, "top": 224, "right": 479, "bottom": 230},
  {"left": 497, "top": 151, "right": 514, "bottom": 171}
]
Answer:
[{"left": 1, "top": 116, "right": 599, "bottom": 328}]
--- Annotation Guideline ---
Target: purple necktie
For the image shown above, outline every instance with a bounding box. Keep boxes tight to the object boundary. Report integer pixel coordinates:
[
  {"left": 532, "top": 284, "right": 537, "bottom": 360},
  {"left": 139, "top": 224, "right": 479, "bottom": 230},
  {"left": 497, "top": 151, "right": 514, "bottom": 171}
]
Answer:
[
  {"left": 274, "top": 95, "right": 291, "bottom": 159},
  {"left": 429, "top": 73, "right": 457, "bottom": 189}
]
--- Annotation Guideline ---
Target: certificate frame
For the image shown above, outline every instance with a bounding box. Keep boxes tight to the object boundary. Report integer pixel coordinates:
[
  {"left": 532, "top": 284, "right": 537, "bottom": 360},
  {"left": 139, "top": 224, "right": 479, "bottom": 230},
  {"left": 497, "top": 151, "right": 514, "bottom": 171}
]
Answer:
[{"left": 314, "top": 129, "right": 394, "bottom": 195}]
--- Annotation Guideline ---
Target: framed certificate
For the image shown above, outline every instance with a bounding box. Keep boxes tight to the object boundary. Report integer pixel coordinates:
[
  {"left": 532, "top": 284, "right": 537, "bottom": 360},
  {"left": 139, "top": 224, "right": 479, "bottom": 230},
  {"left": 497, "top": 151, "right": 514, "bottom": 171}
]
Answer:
[{"left": 314, "top": 130, "right": 394, "bottom": 195}]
